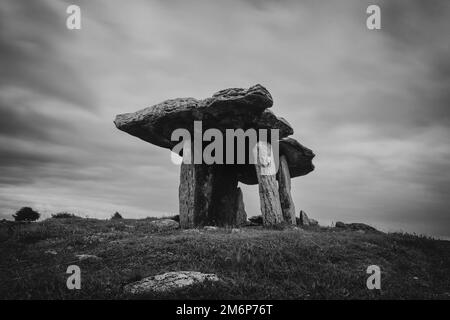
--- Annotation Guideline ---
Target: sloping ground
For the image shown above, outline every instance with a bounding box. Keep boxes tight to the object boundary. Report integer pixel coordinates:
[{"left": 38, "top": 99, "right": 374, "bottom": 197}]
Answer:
[{"left": 0, "top": 218, "right": 449, "bottom": 299}]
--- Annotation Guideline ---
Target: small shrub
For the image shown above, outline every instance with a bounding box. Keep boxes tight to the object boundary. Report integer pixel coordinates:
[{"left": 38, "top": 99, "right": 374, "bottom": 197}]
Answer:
[
  {"left": 13, "top": 207, "right": 40, "bottom": 222},
  {"left": 52, "top": 212, "right": 78, "bottom": 219},
  {"left": 111, "top": 212, "right": 123, "bottom": 220}
]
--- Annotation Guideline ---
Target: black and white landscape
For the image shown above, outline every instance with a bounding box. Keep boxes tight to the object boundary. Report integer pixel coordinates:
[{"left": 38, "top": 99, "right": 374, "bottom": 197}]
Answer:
[{"left": 0, "top": 0, "right": 449, "bottom": 301}]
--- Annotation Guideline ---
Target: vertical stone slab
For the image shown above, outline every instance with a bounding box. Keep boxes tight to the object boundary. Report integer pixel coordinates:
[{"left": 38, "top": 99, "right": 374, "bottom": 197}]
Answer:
[
  {"left": 179, "top": 163, "right": 195, "bottom": 228},
  {"left": 255, "top": 141, "right": 283, "bottom": 225},
  {"left": 235, "top": 187, "right": 247, "bottom": 226},
  {"left": 209, "top": 166, "right": 239, "bottom": 226},
  {"left": 277, "top": 155, "right": 296, "bottom": 224},
  {"left": 179, "top": 164, "right": 214, "bottom": 228}
]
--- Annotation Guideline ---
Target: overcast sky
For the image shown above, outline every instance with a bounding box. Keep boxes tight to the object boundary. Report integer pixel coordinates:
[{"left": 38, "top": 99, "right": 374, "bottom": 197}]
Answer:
[{"left": 0, "top": 0, "right": 449, "bottom": 238}]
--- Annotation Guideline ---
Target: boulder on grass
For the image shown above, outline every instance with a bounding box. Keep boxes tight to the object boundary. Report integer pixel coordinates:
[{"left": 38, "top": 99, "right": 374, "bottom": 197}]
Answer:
[
  {"left": 124, "top": 271, "right": 220, "bottom": 295},
  {"left": 149, "top": 219, "right": 179, "bottom": 230}
]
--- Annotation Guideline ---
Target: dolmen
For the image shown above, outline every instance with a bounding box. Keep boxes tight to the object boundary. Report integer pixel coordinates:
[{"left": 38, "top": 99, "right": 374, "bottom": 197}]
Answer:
[{"left": 114, "top": 84, "right": 314, "bottom": 228}]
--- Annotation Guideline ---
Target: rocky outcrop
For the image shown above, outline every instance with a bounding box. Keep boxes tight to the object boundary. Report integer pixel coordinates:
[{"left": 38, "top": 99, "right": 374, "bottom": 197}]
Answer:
[{"left": 124, "top": 271, "right": 220, "bottom": 295}]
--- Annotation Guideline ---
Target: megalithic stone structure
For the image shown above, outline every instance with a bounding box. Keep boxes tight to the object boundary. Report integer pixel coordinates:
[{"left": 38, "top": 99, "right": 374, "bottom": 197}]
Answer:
[
  {"left": 114, "top": 84, "right": 315, "bottom": 228},
  {"left": 277, "top": 155, "right": 296, "bottom": 224},
  {"left": 255, "top": 141, "right": 283, "bottom": 225}
]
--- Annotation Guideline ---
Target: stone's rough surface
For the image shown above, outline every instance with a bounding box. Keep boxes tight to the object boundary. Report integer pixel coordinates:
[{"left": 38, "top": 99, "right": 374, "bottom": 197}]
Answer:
[
  {"left": 179, "top": 163, "right": 214, "bottom": 228},
  {"left": 279, "top": 137, "right": 315, "bottom": 179},
  {"left": 237, "top": 137, "right": 315, "bottom": 185},
  {"left": 124, "top": 271, "right": 220, "bottom": 295},
  {"left": 235, "top": 187, "right": 247, "bottom": 226},
  {"left": 114, "top": 84, "right": 294, "bottom": 150},
  {"left": 149, "top": 219, "right": 180, "bottom": 230},
  {"left": 298, "top": 210, "right": 310, "bottom": 226},
  {"left": 249, "top": 215, "right": 263, "bottom": 225},
  {"left": 255, "top": 141, "right": 283, "bottom": 225},
  {"left": 209, "top": 166, "right": 239, "bottom": 226},
  {"left": 309, "top": 219, "right": 319, "bottom": 226},
  {"left": 76, "top": 254, "right": 101, "bottom": 261},
  {"left": 277, "top": 155, "right": 296, "bottom": 224},
  {"left": 335, "top": 221, "right": 379, "bottom": 232}
]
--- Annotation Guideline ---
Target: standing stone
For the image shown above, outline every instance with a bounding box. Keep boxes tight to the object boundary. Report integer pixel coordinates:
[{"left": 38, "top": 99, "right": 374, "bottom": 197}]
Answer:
[
  {"left": 179, "top": 163, "right": 214, "bottom": 228},
  {"left": 235, "top": 187, "right": 247, "bottom": 226},
  {"left": 277, "top": 155, "right": 296, "bottom": 224},
  {"left": 255, "top": 141, "right": 283, "bottom": 225},
  {"left": 209, "top": 165, "right": 239, "bottom": 226},
  {"left": 298, "top": 210, "right": 310, "bottom": 226}
]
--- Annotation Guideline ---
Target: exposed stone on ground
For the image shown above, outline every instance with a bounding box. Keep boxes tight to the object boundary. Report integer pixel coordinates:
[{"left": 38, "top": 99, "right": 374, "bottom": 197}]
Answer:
[
  {"left": 309, "top": 219, "right": 319, "bottom": 226},
  {"left": 335, "top": 221, "right": 379, "bottom": 232},
  {"left": 249, "top": 215, "right": 263, "bottom": 225},
  {"left": 45, "top": 250, "right": 57, "bottom": 255},
  {"left": 182, "top": 229, "right": 201, "bottom": 234},
  {"left": 75, "top": 254, "right": 102, "bottom": 261},
  {"left": 149, "top": 219, "right": 180, "bottom": 230},
  {"left": 204, "top": 226, "right": 218, "bottom": 231},
  {"left": 123, "top": 271, "right": 220, "bottom": 295}
]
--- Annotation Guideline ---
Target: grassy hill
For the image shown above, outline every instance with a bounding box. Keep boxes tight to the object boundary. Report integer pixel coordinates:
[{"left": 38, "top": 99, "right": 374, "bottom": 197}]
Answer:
[{"left": 0, "top": 217, "right": 449, "bottom": 299}]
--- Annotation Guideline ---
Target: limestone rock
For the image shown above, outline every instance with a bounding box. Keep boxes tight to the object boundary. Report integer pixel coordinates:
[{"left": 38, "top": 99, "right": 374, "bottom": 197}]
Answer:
[
  {"left": 237, "top": 137, "right": 315, "bottom": 185},
  {"left": 298, "top": 210, "right": 310, "bottom": 226},
  {"left": 208, "top": 165, "right": 239, "bottom": 226},
  {"left": 204, "top": 226, "right": 218, "bottom": 231},
  {"left": 309, "top": 218, "right": 319, "bottom": 226},
  {"left": 277, "top": 155, "right": 296, "bottom": 224},
  {"left": 179, "top": 163, "right": 214, "bottom": 228},
  {"left": 124, "top": 271, "right": 220, "bottom": 295},
  {"left": 75, "top": 254, "right": 101, "bottom": 261},
  {"left": 249, "top": 215, "right": 263, "bottom": 225},
  {"left": 114, "top": 84, "right": 293, "bottom": 150},
  {"left": 255, "top": 141, "right": 283, "bottom": 225},
  {"left": 235, "top": 187, "right": 247, "bottom": 226},
  {"left": 279, "top": 137, "right": 315, "bottom": 179},
  {"left": 149, "top": 219, "right": 180, "bottom": 230}
]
